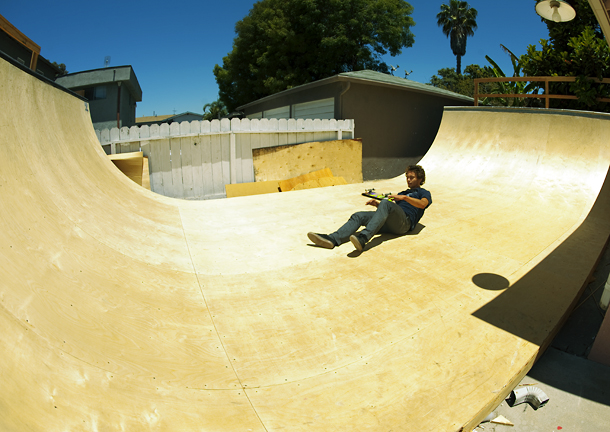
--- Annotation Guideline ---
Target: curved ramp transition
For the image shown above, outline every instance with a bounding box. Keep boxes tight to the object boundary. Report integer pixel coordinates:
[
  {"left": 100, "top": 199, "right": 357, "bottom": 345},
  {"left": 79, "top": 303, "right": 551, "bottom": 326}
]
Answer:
[{"left": 1, "top": 56, "right": 610, "bottom": 432}]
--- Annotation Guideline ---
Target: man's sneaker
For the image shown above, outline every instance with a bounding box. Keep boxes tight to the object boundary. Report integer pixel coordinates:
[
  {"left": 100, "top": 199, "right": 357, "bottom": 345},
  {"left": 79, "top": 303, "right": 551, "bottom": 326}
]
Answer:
[
  {"left": 308, "top": 232, "right": 335, "bottom": 249},
  {"left": 350, "top": 234, "right": 367, "bottom": 252}
]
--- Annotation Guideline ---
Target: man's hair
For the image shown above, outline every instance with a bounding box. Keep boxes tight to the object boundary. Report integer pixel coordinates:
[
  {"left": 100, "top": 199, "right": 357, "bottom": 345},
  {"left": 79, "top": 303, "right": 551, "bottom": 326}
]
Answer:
[{"left": 406, "top": 164, "right": 426, "bottom": 185}]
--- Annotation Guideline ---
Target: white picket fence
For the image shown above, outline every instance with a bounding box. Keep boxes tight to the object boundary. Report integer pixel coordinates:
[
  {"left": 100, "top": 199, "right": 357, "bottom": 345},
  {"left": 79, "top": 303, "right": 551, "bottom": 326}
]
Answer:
[{"left": 96, "top": 118, "right": 355, "bottom": 199}]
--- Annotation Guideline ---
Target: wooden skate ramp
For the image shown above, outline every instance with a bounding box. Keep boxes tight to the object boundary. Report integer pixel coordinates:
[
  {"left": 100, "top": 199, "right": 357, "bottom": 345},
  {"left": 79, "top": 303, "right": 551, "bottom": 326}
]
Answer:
[{"left": 2, "top": 55, "right": 610, "bottom": 432}]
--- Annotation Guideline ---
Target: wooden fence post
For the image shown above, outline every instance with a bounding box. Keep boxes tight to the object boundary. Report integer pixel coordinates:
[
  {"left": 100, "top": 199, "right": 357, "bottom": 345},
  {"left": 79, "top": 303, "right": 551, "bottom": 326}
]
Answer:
[{"left": 474, "top": 80, "right": 479, "bottom": 107}]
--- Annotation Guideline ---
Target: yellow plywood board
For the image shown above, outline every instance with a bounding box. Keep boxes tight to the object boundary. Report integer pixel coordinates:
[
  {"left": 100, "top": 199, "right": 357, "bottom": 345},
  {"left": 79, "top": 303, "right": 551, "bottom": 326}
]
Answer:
[
  {"left": 142, "top": 156, "right": 151, "bottom": 190},
  {"left": 108, "top": 151, "right": 144, "bottom": 186},
  {"left": 278, "top": 167, "right": 334, "bottom": 191},
  {"left": 253, "top": 139, "right": 362, "bottom": 184},
  {"left": 2, "top": 56, "right": 610, "bottom": 432},
  {"left": 225, "top": 180, "right": 280, "bottom": 198},
  {"left": 290, "top": 176, "right": 347, "bottom": 190}
]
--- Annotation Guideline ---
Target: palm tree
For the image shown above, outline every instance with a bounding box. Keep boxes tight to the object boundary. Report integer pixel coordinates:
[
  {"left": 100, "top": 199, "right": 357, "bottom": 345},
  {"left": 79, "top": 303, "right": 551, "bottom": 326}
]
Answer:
[
  {"left": 203, "top": 99, "right": 228, "bottom": 121},
  {"left": 437, "top": 1, "right": 478, "bottom": 75}
]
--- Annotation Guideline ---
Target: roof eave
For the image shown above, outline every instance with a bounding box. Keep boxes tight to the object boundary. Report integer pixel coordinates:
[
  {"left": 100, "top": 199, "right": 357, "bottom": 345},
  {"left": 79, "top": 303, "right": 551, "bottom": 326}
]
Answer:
[
  {"left": 237, "top": 73, "right": 472, "bottom": 111},
  {"left": 237, "top": 75, "right": 342, "bottom": 111}
]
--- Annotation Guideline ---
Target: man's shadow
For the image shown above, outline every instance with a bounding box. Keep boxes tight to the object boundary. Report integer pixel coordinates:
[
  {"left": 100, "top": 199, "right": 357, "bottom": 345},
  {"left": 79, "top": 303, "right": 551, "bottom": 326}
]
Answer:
[{"left": 347, "top": 224, "right": 426, "bottom": 257}]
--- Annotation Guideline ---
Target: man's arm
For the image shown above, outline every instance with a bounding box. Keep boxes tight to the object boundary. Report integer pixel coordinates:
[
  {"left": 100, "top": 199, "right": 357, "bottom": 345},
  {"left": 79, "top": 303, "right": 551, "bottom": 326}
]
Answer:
[{"left": 389, "top": 194, "right": 429, "bottom": 209}]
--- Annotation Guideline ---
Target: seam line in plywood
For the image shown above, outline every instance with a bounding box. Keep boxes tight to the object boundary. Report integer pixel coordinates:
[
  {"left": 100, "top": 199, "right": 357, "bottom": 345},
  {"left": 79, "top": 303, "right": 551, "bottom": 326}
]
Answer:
[{"left": 177, "top": 207, "right": 268, "bottom": 432}]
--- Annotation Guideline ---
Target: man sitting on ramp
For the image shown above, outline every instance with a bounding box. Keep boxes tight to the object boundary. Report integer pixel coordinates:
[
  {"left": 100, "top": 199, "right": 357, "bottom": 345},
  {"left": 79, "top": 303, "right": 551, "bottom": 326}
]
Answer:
[{"left": 308, "top": 164, "right": 432, "bottom": 252}]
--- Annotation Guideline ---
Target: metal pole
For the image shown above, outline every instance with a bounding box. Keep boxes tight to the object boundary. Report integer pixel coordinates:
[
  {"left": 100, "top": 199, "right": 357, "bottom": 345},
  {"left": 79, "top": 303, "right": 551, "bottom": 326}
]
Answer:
[{"left": 116, "top": 82, "right": 122, "bottom": 129}]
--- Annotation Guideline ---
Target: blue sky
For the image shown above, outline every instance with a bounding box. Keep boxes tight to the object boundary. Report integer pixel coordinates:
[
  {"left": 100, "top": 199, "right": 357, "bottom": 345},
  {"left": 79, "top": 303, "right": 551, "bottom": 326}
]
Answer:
[{"left": 3, "top": 1, "right": 550, "bottom": 117}]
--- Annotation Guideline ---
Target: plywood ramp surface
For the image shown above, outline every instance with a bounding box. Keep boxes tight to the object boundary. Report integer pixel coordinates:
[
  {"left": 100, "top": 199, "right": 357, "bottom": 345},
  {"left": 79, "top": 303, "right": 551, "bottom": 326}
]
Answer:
[{"left": 2, "top": 55, "right": 610, "bottom": 432}]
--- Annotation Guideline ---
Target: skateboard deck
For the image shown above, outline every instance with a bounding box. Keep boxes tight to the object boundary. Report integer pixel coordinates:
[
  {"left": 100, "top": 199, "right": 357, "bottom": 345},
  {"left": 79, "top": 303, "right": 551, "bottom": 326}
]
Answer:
[{"left": 362, "top": 188, "right": 394, "bottom": 201}]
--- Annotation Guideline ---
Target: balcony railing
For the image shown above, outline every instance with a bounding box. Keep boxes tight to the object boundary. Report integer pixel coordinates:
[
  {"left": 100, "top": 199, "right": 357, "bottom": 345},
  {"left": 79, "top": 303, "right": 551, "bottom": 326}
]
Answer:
[{"left": 473, "top": 76, "right": 610, "bottom": 108}]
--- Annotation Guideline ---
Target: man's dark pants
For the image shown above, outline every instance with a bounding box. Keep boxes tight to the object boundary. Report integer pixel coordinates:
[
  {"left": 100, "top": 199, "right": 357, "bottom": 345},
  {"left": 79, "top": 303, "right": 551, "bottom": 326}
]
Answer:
[{"left": 328, "top": 199, "right": 411, "bottom": 245}]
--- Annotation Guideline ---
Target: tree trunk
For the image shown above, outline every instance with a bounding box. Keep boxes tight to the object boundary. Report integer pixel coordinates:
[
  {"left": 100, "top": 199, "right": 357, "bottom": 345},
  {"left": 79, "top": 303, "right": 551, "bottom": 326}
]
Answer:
[{"left": 456, "top": 55, "right": 462, "bottom": 75}]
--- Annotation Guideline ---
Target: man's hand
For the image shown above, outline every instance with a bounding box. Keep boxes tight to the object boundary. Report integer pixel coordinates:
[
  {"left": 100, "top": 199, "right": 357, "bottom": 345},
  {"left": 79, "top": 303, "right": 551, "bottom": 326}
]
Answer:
[
  {"left": 389, "top": 194, "right": 429, "bottom": 209},
  {"left": 366, "top": 199, "right": 379, "bottom": 207}
]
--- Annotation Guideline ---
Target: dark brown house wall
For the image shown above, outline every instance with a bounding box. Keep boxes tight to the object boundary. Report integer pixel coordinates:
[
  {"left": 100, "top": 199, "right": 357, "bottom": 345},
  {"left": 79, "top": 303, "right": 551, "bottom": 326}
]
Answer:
[{"left": 342, "top": 82, "right": 471, "bottom": 180}]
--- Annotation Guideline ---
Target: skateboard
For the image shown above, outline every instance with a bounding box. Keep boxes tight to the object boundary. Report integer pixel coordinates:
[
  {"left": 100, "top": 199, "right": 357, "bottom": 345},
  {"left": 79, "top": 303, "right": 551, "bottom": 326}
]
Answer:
[{"left": 362, "top": 188, "right": 394, "bottom": 201}]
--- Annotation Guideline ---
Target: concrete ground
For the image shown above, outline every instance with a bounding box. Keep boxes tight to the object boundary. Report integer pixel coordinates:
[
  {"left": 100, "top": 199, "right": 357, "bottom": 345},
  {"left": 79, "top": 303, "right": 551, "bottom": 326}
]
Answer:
[{"left": 479, "top": 245, "right": 610, "bottom": 431}]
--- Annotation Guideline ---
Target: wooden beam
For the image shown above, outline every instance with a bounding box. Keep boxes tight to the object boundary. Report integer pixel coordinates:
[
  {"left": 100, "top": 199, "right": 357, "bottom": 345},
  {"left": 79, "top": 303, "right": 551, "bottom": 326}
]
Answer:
[
  {"left": 588, "top": 0, "right": 610, "bottom": 47},
  {"left": 0, "top": 13, "right": 41, "bottom": 71},
  {"left": 29, "top": 51, "right": 38, "bottom": 71},
  {"left": 474, "top": 76, "right": 610, "bottom": 107}
]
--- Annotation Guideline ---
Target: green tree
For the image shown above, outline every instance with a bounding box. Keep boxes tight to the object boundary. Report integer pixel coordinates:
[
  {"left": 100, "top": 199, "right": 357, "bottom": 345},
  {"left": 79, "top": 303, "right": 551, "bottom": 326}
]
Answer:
[
  {"left": 214, "top": 0, "right": 416, "bottom": 111},
  {"left": 428, "top": 64, "right": 493, "bottom": 98},
  {"left": 520, "top": 0, "right": 610, "bottom": 111},
  {"left": 485, "top": 46, "right": 541, "bottom": 107},
  {"left": 436, "top": 0, "right": 478, "bottom": 75},
  {"left": 51, "top": 61, "right": 68, "bottom": 77},
  {"left": 203, "top": 99, "right": 229, "bottom": 121}
]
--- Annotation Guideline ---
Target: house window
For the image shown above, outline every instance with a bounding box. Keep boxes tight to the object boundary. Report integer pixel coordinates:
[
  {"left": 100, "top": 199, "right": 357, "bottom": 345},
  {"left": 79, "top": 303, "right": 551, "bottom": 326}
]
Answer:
[
  {"left": 95, "top": 86, "right": 107, "bottom": 100},
  {"left": 84, "top": 86, "right": 107, "bottom": 100}
]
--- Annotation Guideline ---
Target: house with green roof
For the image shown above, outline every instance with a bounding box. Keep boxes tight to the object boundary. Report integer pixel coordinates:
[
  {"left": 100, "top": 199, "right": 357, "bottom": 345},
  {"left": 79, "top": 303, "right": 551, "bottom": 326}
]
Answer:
[{"left": 237, "top": 70, "right": 473, "bottom": 180}]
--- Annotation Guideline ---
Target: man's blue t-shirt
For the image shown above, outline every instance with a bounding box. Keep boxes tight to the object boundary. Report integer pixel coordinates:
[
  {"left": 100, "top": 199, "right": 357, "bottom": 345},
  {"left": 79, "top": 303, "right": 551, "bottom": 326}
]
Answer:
[{"left": 397, "top": 188, "right": 432, "bottom": 230}]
